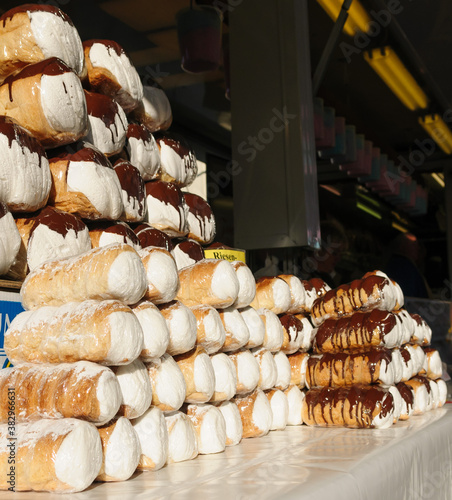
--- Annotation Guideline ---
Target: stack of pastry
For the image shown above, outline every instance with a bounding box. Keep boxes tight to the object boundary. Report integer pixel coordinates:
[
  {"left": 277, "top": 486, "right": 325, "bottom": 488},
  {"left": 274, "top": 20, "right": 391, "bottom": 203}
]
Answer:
[
  {"left": 301, "top": 271, "right": 447, "bottom": 428},
  {"left": 0, "top": 1, "right": 206, "bottom": 283}
]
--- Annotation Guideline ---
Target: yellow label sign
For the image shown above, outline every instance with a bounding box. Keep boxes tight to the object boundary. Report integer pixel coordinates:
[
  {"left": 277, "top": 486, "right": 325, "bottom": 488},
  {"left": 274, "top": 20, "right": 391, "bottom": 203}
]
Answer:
[{"left": 204, "top": 248, "right": 246, "bottom": 264}]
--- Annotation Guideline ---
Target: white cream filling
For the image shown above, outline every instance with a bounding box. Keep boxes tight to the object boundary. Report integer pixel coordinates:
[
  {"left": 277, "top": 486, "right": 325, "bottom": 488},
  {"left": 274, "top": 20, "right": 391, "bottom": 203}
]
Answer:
[
  {"left": 201, "top": 307, "right": 226, "bottom": 354},
  {"left": 391, "top": 349, "right": 404, "bottom": 384},
  {"left": 154, "top": 354, "right": 186, "bottom": 411},
  {"left": 85, "top": 110, "right": 127, "bottom": 156},
  {"left": 165, "top": 412, "right": 198, "bottom": 463},
  {"left": 142, "top": 86, "right": 172, "bottom": 127},
  {"left": 191, "top": 404, "right": 226, "bottom": 454},
  {"left": 30, "top": 11, "right": 85, "bottom": 76},
  {"left": 142, "top": 249, "right": 179, "bottom": 303},
  {"left": 89, "top": 43, "right": 143, "bottom": 103},
  {"left": 405, "top": 345, "right": 422, "bottom": 377},
  {"left": 284, "top": 385, "right": 305, "bottom": 426},
  {"left": 371, "top": 393, "right": 394, "bottom": 429},
  {"left": 232, "top": 264, "right": 256, "bottom": 308},
  {"left": 271, "top": 279, "right": 292, "bottom": 313},
  {"left": 55, "top": 420, "right": 103, "bottom": 491},
  {"left": 429, "top": 380, "right": 440, "bottom": 410},
  {"left": 95, "top": 369, "right": 122, "bottom": 425},
  {"left": 299, "top": 316, "right": 315, "bottom": 352},
  {"left": 41, "top": 72, "right": 87, "bottom": 134},
  {"left": 107, "top": 248, "right": 147, "bottom": 305},
  {"left": 387, "top": 385, "right": 402, "bottom": 422},
  {"left": 102, "top": 417, "right": 141, "bottom": 481},
  {"left": 268, "top": 390, "right": 289, "bottom": 431},
  {"left": 191, "top": 353, "right": 215, "bottom": 402},
  {"left": 159, "top": 142, "right": 188, "bottom": 185},
  {"left": 412, "top": 384, "right": 429, "bottom": 414},
  {"left": 437, "top": 379, "right": 447, "bottom": 407},
  {"left": 27, "top": 224, "right": 91, "bottom": 271},
  {"left": 107, "top": 311, "right": 143, "bottom": 365},
  {"left": 210, "top": 353, "right": 237, "bottom": 401},
  {"left": 234, "top": 349, "right": 260, "bottom": 394},
  {"left": 427, "top": 350, "right": 443, "bottom": 379},
  {"left": 98, "top": 231, "right": 141, "bottom": 252},
  {"left": 211, "top": 260, "right": 240, "bottom": 304},
  {"left": 273, "top": 351, "right": 291, "bottom": 391},
  {"left": 127, "top": 134, "right": 161, "bottom": 181},
  {"left": 172, "top": 243, "right": 199, "bottom": 270},
  {"left": 251, "top": 389, "right": 273, "bottom": 434},
  {"left": 0, "top": 134, "right": 51, "bottom": 210},
  {"left": 241, "top": 306, "right": 265, "bottom": 349},
  {"left": 133, "top": 302, "right": 169, "bottom": 360},
  {"left": 260, "top": 308, "right": 284, "bottom": 352},
  {"left": 165, "top": 303, "right": 197, "bottom": 355},
  {"left": 252, "top": 348, "right": 277, "bottom": 391},
  {"left": 378, "top": 359, "right": 395, "bottom": 386},
  {"left": 144, "top": 194, "right": 187, "bottom": 235},
  {"left": 286, "top": 276, "right": 306, "bottom": 313},
  {"left": 115, "top": 359, "right": 153, "bottom": 419},
  {"left": 0, "top": 210, "right": 21, "bottom": 275},
  {"left": 221, "top": 307, "right": 250, "bottom": 351},
  {"left": 66, "top": 160, "right": 124, "bottom": 219},
  {"left": 132, "top": 406, "right": 168, "bottom": 471},
  {"left": 186, "top": 209, "right": 215, "bottom": 244},
  {"left": 216, "top": 400, "right": 243, "bottom": 446}
]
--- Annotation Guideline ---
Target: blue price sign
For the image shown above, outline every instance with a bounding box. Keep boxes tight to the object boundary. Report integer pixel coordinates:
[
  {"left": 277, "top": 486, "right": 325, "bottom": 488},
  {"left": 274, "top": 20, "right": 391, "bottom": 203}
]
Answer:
[{"left": 0, "top": 291, "right": 24, "bottom": 368}]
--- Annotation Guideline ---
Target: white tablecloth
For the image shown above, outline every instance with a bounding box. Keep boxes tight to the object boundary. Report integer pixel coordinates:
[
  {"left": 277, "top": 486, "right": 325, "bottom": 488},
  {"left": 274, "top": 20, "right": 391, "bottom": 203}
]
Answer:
[{"left": 5, "top": 405, "right": 452, "bottom": 500}]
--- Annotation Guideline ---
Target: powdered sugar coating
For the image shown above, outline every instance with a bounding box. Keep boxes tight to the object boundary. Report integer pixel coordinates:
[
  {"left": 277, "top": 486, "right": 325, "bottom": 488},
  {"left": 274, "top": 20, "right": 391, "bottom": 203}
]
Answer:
[{"left": 115, "top": 359, "right": 153, "bottom": 419}]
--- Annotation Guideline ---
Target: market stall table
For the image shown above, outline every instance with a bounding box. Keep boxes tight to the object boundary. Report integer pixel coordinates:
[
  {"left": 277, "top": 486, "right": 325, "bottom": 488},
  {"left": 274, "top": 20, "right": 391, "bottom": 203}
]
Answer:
[{"left": 5, "top": 404, "right": 452, "bottom": 500}]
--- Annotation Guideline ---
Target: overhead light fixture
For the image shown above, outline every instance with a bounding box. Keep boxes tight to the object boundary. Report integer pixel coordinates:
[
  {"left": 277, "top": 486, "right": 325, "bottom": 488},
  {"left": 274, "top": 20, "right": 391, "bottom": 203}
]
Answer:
[
  {"left": 418, "top": 115, "right": 452, "bottom": 155},
  {"left": 316, "top": 0, "right": 370, "bottom": 36},
  {"left": 391, "top": 221, "right": 408, "bottom": 233},
  {"left": 431, "top": 172, "right": 445, "bottom": 188},
  {"left": 364, "top": 47, "right": 429, "bottom": 111},
  {"left": 356, "top": 201, "right": 382, "bottom": 219}
]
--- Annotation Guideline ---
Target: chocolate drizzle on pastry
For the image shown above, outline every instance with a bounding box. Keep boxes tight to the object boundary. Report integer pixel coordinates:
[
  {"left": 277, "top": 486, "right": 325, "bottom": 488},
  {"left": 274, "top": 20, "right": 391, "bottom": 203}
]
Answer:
[{"left": 1, "top": 4, "right": 74, "bottom": 27}]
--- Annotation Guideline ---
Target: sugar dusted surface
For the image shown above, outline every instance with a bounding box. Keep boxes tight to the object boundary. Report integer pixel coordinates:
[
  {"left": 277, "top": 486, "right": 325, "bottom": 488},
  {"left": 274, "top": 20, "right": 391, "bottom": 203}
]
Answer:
[{"left": 153, "top": 354, "right": 186, "bottom": 411}]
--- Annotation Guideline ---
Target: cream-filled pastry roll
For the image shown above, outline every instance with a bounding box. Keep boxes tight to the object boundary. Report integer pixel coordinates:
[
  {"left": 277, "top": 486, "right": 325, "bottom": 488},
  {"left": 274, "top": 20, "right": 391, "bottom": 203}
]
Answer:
[
  {"left": 140, "top": 246, "right": 180, "bottom": 304},
  {"left": 265, "top": 389, "right": 289, "bottom": 431},
  {"left": 165, "top": 411, "right": 198, "bottom": 463},
  {"left": 176, "top": 259, "right": 240, "bottom": 309},
  {"left": 174, "top": 346, "right": 215, "bottom": 404},
  {"left": 234, "top": 388, "right": 273, "bottom": 438},
  {"left": 250, "top": 276, "right": 291, "bottom": 315},
  {"left": 287, "top": 351, "right": 309, "bottom": 389},
  {"left": 171, "top": 238, "right": 204, "bottom": 270},
  {"left": 436, "top": 378, "right": 448, "bottom": 407},
  {"left": 131, "top": 84, "right": 172, "bottom": 133},
  {"left": 191, "top": 304, "right": 226, "bottom": 354},
  {"left": 96, "top": 417, "right": 141, "bottom": 482},
  {"left": 134, "top": 223, "right": 173, "bottom": 251},
  {"left": 214, "top": 400, "right": 243, "bottom": 446},
  {"left": 84, "top": 90, "right": 127, "bottom": 157},
  {"left": 0, "top": 116, "right": 51, "bottom": 213},
  {"left": 123, "top": 122, "right": 160, "bottom": 181},
  {"left": 0, "top": 203, "right": 20, "bottom": 276},
  {"left": 279, "top": 314, "right": 305, "bottom": 355},
  {"left": 185, "top": 403, "right": 227, "bottom": 454},
  {"left": 89, "top": 221, "right": 141, "bottom": 252},
  {"left": 184, "top": 192, "right": 216, "bottom": 244},
  {"left": 411, "top": 313, "right": 432, "bottom": 346},
  {"left": 112, "top": 359, "right": 153, "bottom": 419},
  {"left": 144, "top": 180, "right": 188, "bottom": 237},
  {"left": 21, "top": 243, "right": 147, "bottom": 309},
  {"left": 8, "top": 206, "right": 91, "bottom": 281},
  {"left": 251, "top": 347, "right": 278, "bottom": 391},
  {"left": 0, "top": 4, "right": 86, "bottom": 82},
  {"left": 0, "top": 57, "right": 87, "bottom": 148},
  {"left": 228, "top": 349, "right": 260, "bottom": 395},
  {"left": 132, "top": 406, "right": 168, "bottom": 471},
  {"left": 146, "top": 354, "right": 186, "bottom": 412},
  {"left": 131, "top": 301, "right": 169, "bottom": 361},
  {"left": 273, "top": 351, "right": 292, "bottom": 391},
  {"left": 83, "top": 39, "right": 143, "bottom": 113},
  {"left": 209, "top": 352, "right": 237, "bottom": 403},
  {"left": 48, "top": 141, "right": 124, "bottom": 221},
  {"left": 241, "top": 306, "right": 265, "bottom": 349},
  {"left": 405, "top": 376, "right": 433, "bottom": 415},
  {"left": 231, "top": 261, "right": 256, "bottom": 308},
  {"left": 278, "top": 274, "right": 306, "bottom": 314},
  {"left": 159, "top": 300, "right": 197, "bottom": 355},
  {"left": 219, "top": 306, "right": 250, "bottom": 352},
  {"left": 0, "top": 361, "right": 121, "bottom": 425},
  {"left": 424, "top": 348, "right": 443, "bottom": 380},
  {"left": 113, "top": 159, "right": 146, "bottom": 223},
  {"left": 284, "top": 385, "right": 305, "bottom": 426},
  {"left": 395, "top": 382, "right": 414, "bottom": 420},
  {"left": 155, "top": 132, "right": 197, "bottom": 188},
  {"left": 5, "top": 299, "right": 143, "bottom": 366},
  {"left": 0, "top": 419, "right": 102, "bottom": 493},
  {"left": 259, "top": 308, "right": 284, "bottom": 352}
]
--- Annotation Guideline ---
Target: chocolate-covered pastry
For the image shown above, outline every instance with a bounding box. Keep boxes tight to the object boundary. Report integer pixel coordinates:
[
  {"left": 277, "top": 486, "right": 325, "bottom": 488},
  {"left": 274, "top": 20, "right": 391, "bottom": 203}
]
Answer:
[
  {"left": 124, "top": 122, "right": 160, "bottom": 181},
  {"left": 134, "top": 223, "right": 173, "bottom": 251},
  {"left": 113, "top": 159, "right": 146, "bottom": 223},
  {"left": 184, "top": 192, "right": 216, "bottom": 245}
]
